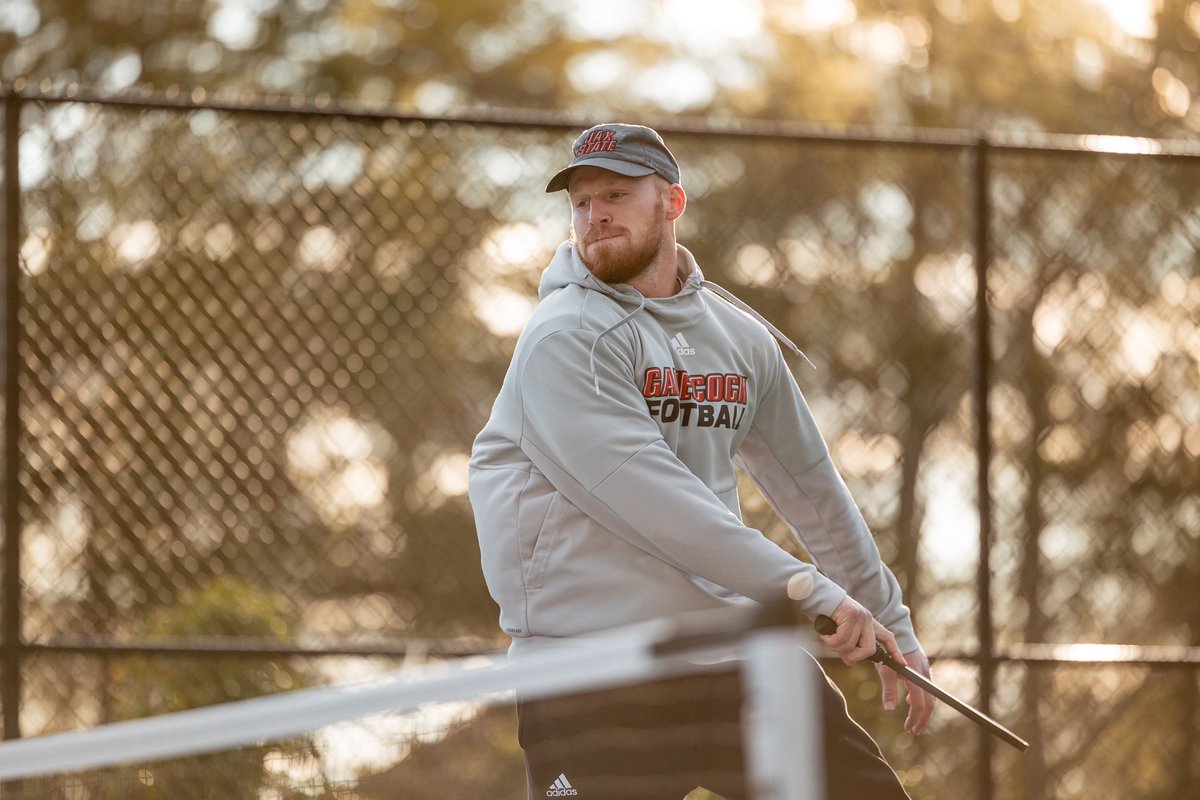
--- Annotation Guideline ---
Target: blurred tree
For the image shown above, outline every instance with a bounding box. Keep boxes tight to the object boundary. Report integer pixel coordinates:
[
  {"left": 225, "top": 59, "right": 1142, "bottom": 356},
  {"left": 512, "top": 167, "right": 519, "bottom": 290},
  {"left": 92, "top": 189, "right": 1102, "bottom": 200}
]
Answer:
[
  {"left": 2, "top": 3, "right": 1197, "bottom": 799},
  {"left": 19, "top": 102, "right": 505, "bottom": 653},
  {"left": 103, "top": 575, "right": 312, "bottom": 800},
  {"left": 1, "top": 0, "right": 1198, "bottom": 137}
]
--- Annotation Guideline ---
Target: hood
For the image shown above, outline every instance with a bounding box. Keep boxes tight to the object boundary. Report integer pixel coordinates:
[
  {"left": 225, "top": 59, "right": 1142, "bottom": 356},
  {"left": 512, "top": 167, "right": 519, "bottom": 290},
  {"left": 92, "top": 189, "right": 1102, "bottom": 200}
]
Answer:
[
  {"left": 539, "top": 241, "right": 710, "bottom": 327},
  {"left": 538, "top": 242, "right": 812, "bottom": 394}
]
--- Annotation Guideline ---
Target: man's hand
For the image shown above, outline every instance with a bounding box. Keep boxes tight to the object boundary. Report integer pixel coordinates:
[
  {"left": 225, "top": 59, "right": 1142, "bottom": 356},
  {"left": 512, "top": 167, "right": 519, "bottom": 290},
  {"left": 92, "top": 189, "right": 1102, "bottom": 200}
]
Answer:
[
  {"left": 819, "top": 596, "right": 901, "bottom": 666},
  {"left": 819, "top": 596, "right": 937, "bottom": 735},
  {"left": 879, "top": 649, "right": 936, "bottom": 735}
]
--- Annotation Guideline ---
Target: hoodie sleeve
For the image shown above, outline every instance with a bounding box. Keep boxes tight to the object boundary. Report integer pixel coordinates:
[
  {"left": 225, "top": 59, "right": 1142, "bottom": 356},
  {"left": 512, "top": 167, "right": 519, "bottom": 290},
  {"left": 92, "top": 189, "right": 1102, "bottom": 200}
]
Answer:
[
  {"left": 734, "top": 344, "right": 919, "bottom": 653},
  {"left": 515, "top": 326, "right": 848, "bottom": 617}
]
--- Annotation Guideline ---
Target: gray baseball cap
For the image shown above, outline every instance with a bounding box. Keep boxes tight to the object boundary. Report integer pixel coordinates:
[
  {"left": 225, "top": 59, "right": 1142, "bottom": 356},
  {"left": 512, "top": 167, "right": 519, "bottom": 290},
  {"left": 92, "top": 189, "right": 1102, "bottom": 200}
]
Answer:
[{"left": 545, "top": 123, "right": 681, "bottom": 193}]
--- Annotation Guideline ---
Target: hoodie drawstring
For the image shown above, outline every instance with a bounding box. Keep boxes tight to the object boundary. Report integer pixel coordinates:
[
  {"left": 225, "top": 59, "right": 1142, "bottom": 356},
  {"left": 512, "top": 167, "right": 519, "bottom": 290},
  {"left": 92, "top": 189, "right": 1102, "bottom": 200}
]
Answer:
[
  {"left": 588, "top": 293, "right": 647, "bottom": 395},
  {"left": 700, "top": 281, "right": 816, "bottom": 370},
  {"left": 584, "top": 270, "right": 814, "bottom": 396}
]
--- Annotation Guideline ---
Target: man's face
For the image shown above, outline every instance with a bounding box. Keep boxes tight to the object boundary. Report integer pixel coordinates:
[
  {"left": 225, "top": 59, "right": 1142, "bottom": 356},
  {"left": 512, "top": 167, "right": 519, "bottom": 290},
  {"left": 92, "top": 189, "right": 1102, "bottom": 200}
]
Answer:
[{"left": 568, "top": 167, "right": 669, "bottom": 285}]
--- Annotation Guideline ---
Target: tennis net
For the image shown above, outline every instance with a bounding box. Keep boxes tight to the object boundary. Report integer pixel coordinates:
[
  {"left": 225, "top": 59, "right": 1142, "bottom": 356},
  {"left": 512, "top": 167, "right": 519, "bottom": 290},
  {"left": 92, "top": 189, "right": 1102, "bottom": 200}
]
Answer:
[{"left": 0, "top": 602, "right": 824, "bottom": 799}]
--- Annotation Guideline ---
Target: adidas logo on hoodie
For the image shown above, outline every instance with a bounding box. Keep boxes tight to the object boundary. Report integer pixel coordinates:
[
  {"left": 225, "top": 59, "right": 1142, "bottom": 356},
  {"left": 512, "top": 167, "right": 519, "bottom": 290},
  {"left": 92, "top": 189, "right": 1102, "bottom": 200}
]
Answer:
[
  {"left": 670, "top": 332, "right": 695, "bottom": 356},
  {"left": 546, "top": 773, "right": 579, "bottom": 796}
]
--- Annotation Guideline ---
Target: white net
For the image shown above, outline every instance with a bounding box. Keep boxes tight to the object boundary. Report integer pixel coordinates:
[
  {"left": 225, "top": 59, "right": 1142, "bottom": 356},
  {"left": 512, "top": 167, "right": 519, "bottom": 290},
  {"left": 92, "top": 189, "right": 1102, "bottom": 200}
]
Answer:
[{"left": 0, "top": 606, "right": 823, "bottom": 800}]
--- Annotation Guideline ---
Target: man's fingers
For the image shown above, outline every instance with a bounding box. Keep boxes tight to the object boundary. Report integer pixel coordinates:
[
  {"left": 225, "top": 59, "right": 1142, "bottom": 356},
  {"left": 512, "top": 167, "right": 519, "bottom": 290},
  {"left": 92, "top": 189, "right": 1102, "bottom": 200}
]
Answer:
[
  {"left": 900, "top": 650, "right": 937, "bottom": 735},
  {"left": 877, "top": 664, "right": 899, "bottom": 712},
  {"left": 829, "top": 616, "right": 876, "bottom": 665},
  {"left": 820, "top": 598, "right": 880, "bottom": 665},
  {"left": 844, "top": 625, "right": 878, "bottom": 664},
  {"left": 904, "top": 682, "right": 935, "bottom": 734},
  {"left": 873, "top": 623, "right": 908, "bottom": 669},
  {"left": 821, "top": 606, "right": 938, "bottom": 735},
  {"left": 822, "top": 606, "right": 937, "bottom": 734}
]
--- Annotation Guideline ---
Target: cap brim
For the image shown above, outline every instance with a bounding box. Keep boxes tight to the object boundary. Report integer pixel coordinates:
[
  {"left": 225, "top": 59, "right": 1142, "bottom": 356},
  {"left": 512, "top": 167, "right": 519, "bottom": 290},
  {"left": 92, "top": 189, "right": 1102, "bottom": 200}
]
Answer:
[{"left": 545, "top": 158, "right": 657, "bottom": 193}]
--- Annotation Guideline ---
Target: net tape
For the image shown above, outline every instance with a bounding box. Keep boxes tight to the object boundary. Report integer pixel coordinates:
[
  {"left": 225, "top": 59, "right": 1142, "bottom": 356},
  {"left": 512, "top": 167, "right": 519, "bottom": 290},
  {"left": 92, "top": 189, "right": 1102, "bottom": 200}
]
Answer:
[{"left": 0, "top": 604, "right": 819, "bottom": 791}]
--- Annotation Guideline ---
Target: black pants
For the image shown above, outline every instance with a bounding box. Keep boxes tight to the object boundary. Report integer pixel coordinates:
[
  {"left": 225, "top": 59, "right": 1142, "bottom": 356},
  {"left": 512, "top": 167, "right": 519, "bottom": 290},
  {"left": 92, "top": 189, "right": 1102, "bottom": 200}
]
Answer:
[{"left": 517, "top": 658, "right": 910, "bottom": 800}]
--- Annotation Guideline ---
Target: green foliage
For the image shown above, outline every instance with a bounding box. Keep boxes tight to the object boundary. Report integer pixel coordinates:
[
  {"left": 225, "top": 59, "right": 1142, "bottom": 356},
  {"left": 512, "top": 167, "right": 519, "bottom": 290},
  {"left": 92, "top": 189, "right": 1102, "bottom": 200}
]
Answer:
[{"left": 95, "top": 577, "right": 309, "bottom": 800}]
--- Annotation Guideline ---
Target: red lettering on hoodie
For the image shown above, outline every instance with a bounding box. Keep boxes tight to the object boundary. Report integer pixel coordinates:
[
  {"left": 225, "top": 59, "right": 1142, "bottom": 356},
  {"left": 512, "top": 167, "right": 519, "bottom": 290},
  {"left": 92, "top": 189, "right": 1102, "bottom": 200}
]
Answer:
[{"left": 641, "top": 368, "right": 749, "bottom": 404}]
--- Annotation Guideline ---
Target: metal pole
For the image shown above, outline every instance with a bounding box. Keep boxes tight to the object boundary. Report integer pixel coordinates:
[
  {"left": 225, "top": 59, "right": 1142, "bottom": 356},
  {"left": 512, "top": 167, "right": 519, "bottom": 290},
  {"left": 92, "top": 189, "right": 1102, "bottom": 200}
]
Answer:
[
  {"left": 742, "top": 627, "right": 824, "bottom": 800},
  {"left": 1, "top": 89, "right": 23, "bottom": 742},
  {"left": 972, "top": 136, "right": 995, "bottom": 800}
]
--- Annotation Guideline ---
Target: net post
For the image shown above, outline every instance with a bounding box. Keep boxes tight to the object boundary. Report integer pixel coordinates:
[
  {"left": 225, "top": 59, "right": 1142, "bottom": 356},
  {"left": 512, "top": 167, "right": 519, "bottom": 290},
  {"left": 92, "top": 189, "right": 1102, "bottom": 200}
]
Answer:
[
  {"left": 972, "top": 134, "right": 996, "bottom": 800},
  {"left": 741, "top": 623, "right": 824, "bottom": 800},
  {"left": 2, "top": 86, "right": 24, "bottom": 745}
]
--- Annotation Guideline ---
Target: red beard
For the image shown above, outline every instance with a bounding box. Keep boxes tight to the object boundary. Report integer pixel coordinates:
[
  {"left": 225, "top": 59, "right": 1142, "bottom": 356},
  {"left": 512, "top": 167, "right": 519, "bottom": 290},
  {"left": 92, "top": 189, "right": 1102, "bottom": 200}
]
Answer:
[{"left": 579, "top": 222, "right": 663, "bottom": 285}]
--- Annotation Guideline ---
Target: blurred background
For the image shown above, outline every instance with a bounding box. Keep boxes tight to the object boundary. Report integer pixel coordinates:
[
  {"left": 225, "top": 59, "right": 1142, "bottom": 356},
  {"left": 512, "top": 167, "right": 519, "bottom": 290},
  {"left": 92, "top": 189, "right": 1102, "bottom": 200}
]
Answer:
[{"left": 0, "top": 1, "right": 1198, "bottom": 799}]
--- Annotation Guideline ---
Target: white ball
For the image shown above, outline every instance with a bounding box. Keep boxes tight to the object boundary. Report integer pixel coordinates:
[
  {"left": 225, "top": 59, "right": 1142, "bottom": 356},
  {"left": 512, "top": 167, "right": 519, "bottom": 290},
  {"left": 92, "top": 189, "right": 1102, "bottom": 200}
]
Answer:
[{"left": 786, "top": 572, "right": 815, "bottom": 601}]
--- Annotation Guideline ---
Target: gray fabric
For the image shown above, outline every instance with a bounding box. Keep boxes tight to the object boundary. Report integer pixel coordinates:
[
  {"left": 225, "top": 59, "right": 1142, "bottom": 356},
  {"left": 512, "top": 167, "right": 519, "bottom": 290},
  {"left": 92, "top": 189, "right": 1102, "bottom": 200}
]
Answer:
[{"left": 469, "top": 242, "right": 918, "bottom": 655}]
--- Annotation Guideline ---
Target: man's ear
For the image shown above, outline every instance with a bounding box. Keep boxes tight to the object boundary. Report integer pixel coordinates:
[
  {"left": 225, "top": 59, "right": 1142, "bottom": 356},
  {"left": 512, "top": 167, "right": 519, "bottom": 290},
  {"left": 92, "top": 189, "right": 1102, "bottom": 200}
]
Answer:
[{"left": 665, "top": 184, "right": 687, "bottom": 221}]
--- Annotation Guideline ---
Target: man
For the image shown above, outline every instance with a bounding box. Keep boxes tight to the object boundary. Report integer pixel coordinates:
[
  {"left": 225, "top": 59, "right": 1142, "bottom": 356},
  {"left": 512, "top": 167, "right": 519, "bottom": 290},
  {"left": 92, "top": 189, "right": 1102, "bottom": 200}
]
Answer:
[{"left": 469, "top": 123, "right": 935, "bottom": 799}]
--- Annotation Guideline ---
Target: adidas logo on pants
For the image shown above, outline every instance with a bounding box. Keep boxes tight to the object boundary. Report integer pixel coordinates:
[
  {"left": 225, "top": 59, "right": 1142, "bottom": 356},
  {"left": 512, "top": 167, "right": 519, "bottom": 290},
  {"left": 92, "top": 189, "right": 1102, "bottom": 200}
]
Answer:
[{"left": 546, "top": 773, "right": 579, "bottom": 796}]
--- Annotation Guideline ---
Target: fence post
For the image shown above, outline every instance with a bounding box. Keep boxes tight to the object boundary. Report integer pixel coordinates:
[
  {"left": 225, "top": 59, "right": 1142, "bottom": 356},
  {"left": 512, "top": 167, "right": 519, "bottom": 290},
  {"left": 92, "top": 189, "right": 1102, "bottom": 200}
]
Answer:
[
  {"left": 1, "top": 87, "right": 22, "bottom": 743},
  {"left": 972, "top": 136, "right": 995, "bottom": 800}
]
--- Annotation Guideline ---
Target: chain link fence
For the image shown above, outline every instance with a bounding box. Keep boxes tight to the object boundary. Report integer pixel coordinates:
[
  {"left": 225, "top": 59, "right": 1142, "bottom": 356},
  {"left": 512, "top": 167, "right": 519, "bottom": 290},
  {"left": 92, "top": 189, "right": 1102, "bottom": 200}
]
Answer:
[{"left": 1, "top": 91, "right": 1197, "bottom": 799}]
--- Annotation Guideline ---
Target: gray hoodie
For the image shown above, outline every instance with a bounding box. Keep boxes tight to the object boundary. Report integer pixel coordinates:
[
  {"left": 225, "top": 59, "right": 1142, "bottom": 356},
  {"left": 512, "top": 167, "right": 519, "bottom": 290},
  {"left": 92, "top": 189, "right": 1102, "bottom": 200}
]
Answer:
[{"left": 468, "top": 242, "right": 917, "bottom": 656}]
